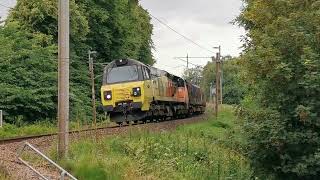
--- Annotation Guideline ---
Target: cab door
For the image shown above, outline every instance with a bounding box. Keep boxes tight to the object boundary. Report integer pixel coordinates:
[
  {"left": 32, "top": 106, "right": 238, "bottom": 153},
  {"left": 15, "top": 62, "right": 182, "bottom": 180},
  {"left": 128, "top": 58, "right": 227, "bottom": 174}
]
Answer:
[
  {"left": 142, "top": 67, "right": 153, "bottom": 106},
  {"left": 150, "top": 69, "right": 159, "bottom": 100}
]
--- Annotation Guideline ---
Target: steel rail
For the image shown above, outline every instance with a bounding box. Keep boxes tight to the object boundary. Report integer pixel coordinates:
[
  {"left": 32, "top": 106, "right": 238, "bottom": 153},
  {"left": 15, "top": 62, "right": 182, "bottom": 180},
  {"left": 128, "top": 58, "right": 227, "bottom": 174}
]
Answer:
[
  {"left": 0, "top": 114, "right": 206, "bottom": 145},
  {"left": 0, "top": 126, "right": 117, "bottom": 144}
]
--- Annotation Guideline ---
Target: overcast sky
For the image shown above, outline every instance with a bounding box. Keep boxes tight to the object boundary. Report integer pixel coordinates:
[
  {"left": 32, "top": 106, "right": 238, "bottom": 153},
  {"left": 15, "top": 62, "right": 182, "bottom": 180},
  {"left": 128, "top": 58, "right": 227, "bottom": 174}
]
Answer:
[
  {"left": 0, "top": 1, "right": 14, "bottom": 19},
  {"left": 140, "top": 0, "right": 245, "bottom": 76},
  {"left": 0, "top": 0, "right": 245, "bottom": 76}
]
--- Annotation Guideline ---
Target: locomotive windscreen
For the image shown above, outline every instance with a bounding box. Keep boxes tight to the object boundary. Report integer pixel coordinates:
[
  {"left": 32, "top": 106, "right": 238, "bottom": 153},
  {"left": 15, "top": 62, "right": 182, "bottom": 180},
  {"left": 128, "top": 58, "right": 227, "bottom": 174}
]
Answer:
[{"left": 105, "top": 65, "right": 139, "bottom": 84}]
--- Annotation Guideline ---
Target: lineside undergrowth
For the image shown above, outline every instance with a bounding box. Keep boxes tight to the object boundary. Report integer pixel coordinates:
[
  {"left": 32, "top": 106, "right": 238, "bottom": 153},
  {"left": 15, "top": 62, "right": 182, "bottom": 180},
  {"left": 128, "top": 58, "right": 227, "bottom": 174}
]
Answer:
[{"left": 56, "top": 106, "right": 253, "bottom": 180}]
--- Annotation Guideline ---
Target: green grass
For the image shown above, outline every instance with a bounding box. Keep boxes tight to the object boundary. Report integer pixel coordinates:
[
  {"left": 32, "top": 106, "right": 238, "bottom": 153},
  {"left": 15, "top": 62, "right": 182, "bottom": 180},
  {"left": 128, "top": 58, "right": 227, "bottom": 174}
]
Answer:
[
  {"left": 178, "top": 106, "right": 247, "bottom": 152},
  {"left": 57, "top": 105, "right": 253, "bottom": 180},
  {"left": 0, "top": 121, "right": 56, "bottom": 139},
  {"left": 0, "top": 166, "right": 9, "bottom": 180},
  {"left": 0, "top": 118, "right": 111, "bottom": 140}
]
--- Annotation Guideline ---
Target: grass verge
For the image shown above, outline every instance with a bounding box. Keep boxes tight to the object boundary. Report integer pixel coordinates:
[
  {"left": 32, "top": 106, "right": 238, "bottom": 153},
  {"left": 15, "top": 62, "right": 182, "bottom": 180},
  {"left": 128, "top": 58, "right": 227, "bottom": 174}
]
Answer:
[
  {"left": 57, "top": 105, "right": 253, "bottom": 180},
  {"left": 0, "top": 166, "right": 10, "bottom": 180},
  {"left": 0, "top": 119, "right": 111, "bottom": 140},
  {"left": 0, "top": 121, "right": 56, "bottom": 139}
]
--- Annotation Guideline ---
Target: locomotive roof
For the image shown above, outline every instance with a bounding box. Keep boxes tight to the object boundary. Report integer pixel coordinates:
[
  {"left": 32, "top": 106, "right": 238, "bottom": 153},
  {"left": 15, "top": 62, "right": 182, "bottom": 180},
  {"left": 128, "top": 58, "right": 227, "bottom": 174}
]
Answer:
[
  {"left": 106, "top": 58, "right": 148, "bottom": 68},
  {"left": 105, "top": 59, "right": 193, "bottom": 85}
]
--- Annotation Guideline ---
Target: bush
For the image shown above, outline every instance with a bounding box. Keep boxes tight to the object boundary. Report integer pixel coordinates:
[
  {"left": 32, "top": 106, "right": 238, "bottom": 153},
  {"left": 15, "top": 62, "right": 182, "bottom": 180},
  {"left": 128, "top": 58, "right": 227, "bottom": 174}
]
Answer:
[
  {"left": 237, "top": 0, "right": 320, "bottom": 179},
  {"left": 60, "top": 106, "right": 253, "bottom": 180}
]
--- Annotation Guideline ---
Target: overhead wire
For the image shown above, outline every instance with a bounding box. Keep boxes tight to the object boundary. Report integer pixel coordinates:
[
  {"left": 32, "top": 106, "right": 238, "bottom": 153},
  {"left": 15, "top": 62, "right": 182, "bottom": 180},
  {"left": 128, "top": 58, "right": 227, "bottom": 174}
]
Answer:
[
  {"left": 149, "top": 13, "right": 215, "bottom": 54},
  {"left": 159, "top": 63, "right": 186, "bottom": 69},
  {"left": 149, "top": 13, "right": 215, "bottom": 71},
  {"left": 0, "top": 4, "right": 210, "bottom": 71},
  {"left": 174, "top": 57, "right": 204, "bottom": 68},
  {"left": 0, "top": 3, "right": 13, "bottom": 10}
]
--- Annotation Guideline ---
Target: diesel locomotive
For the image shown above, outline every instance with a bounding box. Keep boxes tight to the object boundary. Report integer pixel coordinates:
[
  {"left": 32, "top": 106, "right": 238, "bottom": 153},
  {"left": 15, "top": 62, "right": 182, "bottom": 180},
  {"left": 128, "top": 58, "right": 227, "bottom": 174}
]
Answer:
[{"left": 100, "top": 59, "right": 206, "bottom": 124}]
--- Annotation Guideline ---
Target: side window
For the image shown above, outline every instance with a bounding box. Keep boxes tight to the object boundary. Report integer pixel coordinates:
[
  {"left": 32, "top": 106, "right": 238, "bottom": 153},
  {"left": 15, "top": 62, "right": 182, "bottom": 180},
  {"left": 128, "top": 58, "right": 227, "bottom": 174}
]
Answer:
[
  {"left": 143, "top": 67, "right": 150, "bottom": 80},
  {"left": 149, "top": 67, "right": 159, "bottom": 79}
]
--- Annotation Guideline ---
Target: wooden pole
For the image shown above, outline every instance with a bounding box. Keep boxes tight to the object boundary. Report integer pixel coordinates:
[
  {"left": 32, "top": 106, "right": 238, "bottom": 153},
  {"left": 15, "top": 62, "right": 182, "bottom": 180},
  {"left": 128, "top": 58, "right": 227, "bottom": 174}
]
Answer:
[
  {"left": 212, "top": 55, "right": 219, "bottom": 118},
  {"left": 218, "top": 46, "right": 223, "bottom": 104},
  {"left": 216, "top": 52, "right": 222, "bottom": 117}
]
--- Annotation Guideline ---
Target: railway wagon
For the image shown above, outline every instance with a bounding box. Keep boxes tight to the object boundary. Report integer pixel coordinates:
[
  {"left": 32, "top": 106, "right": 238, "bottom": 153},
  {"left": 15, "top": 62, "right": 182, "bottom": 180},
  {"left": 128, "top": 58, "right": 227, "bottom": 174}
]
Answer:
[
  {"left": 187, "top": 83, "right": 206, "bottom": 114},
  {"left": 100, "top": 59, "right": 204, "bottom": 124}
]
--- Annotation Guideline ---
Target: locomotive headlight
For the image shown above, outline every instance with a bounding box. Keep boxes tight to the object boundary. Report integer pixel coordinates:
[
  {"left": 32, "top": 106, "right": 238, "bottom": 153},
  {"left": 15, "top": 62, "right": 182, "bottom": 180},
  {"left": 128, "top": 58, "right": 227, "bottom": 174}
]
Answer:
[
  {"left": 132, "top": 87, "right": 141, "bottom": 97},
  {"left": 104, "top": 91, "right": 112, "bottom": 100}
]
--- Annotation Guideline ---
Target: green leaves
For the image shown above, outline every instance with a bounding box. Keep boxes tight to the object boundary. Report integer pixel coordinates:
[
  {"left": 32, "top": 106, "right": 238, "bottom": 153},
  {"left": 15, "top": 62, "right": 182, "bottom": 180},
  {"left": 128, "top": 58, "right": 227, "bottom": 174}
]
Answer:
[
  {"left": 1, "top": 0, "right": 154, "bottom": 123},
  {"left": 78, "top": 0, "right": 154, "bottom": 64},
  {"left": 8, "top": 0, "right": 89, "bottom": 42},
  {"left": 183, "top": 67, "right": 203, "bottom": 86},
  {"left": 237, "top": 0, "right": 320, "bottom": 178},
  {"left": 200, "top": 59, "right": 246, "bottom": 104},
  {"left": 0, "top": 22, "right": 57, "bottom": 122}
]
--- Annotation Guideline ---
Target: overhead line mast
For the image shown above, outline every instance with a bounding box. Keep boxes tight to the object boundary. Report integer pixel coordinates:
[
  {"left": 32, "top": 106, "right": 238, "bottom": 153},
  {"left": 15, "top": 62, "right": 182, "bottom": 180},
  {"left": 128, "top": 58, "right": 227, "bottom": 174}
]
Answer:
[{"left": 58, "top": 0, "right": 70, "bottom": 159}]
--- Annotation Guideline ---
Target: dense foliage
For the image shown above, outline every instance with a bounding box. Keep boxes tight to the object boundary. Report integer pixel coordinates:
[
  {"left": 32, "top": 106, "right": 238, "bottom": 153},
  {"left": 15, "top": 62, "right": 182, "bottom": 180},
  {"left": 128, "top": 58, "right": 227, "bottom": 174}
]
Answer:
[
  {"left": 200, "top": 59, "right": 246, "bottom": 104},
  {"left": 76, "top": 0, "right": 154, "bottom": 64},
  {"left": 0, "top": 0, "right": 154, "bottom": 123},
  {"left": 182, "top": 66, "right": 203, "bottom": 86},
  {"left": 0, "top": 22, "right": 58, "bottom": 123},
  {"left": 237, "top": 0, "right": 320, "bottom": 179}
]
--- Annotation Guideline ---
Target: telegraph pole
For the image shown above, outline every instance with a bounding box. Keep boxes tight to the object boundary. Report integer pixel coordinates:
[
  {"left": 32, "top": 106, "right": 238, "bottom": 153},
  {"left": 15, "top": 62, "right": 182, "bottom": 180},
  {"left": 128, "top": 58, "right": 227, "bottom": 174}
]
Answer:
[
  {"left": 88, "top": 50, "right": 97, "bottom": 137},
  {"left": 214, "top": 45, "right": 223, "bottom": 105},
  {"left": 216, "top": 53, "right": 221, "bottom": 108},
  {"left": 58, "top": 0, "right": 69, "bottom": 158},
  {"left": 212, "top": 55, "right": 219, "bottom": 118},
  {"left": 218, "top": 46, "right": 223, "bottom": 104}
]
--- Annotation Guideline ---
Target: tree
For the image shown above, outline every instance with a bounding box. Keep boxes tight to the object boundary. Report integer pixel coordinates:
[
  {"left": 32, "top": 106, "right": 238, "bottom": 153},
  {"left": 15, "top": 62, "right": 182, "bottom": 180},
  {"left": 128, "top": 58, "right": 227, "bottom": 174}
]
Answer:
[
  {"left": 201, "top": 59, "right": 245, "bottom": 104},
  {"left": 221, "top": 60, "right": 246, "bottom": 104},
  {"left": 74, "top": 0, "right": 154, "bottom": 64},
  {"left": 0, "top": 22, "right": 57, "bottom": 123},
  {"left": 237, "top": 0, "right": 320, "bottom": 179},
  {"left": 183, "top": 66, "right": 203, "bottom": 86},
  {"left": 7, "top": 0, "right": 89, "bottom": 43},
  {"left": 1, "top": 0, "right": 154, "bottom": 122}
]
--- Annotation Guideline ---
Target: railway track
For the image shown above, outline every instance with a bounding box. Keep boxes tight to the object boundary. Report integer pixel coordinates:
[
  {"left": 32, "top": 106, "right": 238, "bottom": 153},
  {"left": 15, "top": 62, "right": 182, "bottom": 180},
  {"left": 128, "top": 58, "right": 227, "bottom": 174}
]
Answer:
[
  {"left": 0, "top": 114, "right": 207, "bottom": 180},
  {"left": 0, "top": 124, "right": 126, "bottom": 144},
  {"left": 0, "top": 115, "right": 206, "bottom": 144}
]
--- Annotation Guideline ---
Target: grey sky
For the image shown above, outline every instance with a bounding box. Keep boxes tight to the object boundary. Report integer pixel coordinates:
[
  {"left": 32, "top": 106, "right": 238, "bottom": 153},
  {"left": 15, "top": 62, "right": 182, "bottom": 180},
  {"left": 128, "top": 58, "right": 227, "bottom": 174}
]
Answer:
[
  {"left": 140, "top": 0, "right": 245, "bottom": 76},
  {"left": 0, "top": 1, "right": 14, "bottom": 20},
  {"left": 0, "top": 0, "right": 245, "bottom": 76}
]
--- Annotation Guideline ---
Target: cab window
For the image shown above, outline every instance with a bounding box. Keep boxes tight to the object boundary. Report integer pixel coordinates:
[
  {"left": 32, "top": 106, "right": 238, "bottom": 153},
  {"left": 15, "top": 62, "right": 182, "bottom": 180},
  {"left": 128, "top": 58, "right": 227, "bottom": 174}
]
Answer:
[{"left": 106, "top": 65, "right": 139, "bottom": 84}]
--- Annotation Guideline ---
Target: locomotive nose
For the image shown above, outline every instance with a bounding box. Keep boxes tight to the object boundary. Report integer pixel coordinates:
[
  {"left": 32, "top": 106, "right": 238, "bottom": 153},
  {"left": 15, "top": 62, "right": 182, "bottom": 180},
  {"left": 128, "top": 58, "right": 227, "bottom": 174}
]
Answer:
[{"left": 113, "top": 88, "right": 132, "bottom": 102}]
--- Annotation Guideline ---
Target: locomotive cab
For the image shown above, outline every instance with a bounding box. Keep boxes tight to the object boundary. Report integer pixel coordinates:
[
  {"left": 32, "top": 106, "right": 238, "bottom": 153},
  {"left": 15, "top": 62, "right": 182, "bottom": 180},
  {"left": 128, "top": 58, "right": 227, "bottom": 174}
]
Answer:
[{"left": 101, "top": 59, "right": 153, "bottom": 123}]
